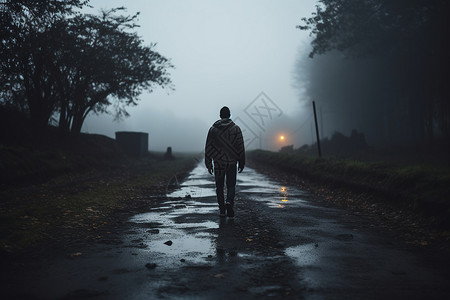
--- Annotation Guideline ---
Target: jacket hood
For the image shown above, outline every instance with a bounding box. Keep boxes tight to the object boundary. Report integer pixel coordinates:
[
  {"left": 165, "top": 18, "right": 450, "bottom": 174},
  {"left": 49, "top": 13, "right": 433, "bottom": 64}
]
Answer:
[{"left": 213, "top": 118, "right": 234, "bottom": 128}]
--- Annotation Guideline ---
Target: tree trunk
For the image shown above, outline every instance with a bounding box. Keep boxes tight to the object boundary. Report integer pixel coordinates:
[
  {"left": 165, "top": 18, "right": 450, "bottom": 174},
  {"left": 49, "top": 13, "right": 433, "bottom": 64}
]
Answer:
[
  {"left": 28, "top": 92, "right": 51, "bottom": 134},
  {"left": 58, "top": 99, "right": 71, "bottom": 135},
  {"left": 70, "top": 106, "right": 88, "bottom": 135},
  {"left": 70, "top": 114, "right": 83, "bottom": 135}
]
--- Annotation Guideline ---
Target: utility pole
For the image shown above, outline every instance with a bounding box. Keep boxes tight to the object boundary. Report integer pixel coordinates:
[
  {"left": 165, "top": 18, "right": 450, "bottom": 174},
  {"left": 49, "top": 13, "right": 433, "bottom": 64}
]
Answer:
[{"left": 312, "top": 101, "right": 322, "bottom": 157}]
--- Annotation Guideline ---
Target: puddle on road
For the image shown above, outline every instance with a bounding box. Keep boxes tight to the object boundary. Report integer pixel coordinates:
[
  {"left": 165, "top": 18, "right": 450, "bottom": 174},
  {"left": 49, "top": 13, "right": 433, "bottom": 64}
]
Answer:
[
  {"left": 241, "top": 184, "right": 310, "bottom": 209},
  {"left": 127, "top": 164, "right": 222, "bottom": 265},
  {"left": 237, "top": 168, "right": 311, "bottom": 209},
  {"left": 166, "top": 186, "right": 216, "bottom": 199},
  {"left": 285, "top": 243, "right": 324, "bottom": 265},
  {"left": 126, "top": 163, "right": 314, "bottom": 267},
  {"left": 166, "top": 164, "right": 216, "bottom": 199},
  {"left": 128, "top": 197, "right": 218, "bottom": 264},
  {"left": 237, "top": 168, "right": 278, "bottom": 188}
]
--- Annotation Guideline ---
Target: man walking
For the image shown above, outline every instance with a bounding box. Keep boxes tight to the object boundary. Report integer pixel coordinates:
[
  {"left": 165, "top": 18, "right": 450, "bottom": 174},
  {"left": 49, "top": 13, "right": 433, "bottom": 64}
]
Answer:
[{"left": 205, "top": 106, "right": 245, "bottom": 218}]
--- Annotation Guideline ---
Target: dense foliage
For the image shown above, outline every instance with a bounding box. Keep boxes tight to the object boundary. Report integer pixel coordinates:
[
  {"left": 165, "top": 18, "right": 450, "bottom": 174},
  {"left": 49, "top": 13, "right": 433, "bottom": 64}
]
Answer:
[
  {"left": 297, "top": 0, "right": 450, "bottom": 145},
  {"left": 0, "top": 0, "right": 173, "bottom": 134}
]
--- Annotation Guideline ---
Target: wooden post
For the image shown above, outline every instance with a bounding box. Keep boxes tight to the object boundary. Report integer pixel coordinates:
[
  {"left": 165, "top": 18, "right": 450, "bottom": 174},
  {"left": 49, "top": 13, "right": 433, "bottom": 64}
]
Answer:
[
  {"left": 313, "top": 101, "right": 322, "bottom": 157},
  {"left": 320, "top": 105, "right": 324, "bottom": 140}
]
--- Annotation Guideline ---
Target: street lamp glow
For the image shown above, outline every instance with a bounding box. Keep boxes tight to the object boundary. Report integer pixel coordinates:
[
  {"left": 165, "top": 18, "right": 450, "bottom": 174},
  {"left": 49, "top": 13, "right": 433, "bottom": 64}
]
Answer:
[{"left": 280, "top": 135, "right": 285, "bottom": 141}]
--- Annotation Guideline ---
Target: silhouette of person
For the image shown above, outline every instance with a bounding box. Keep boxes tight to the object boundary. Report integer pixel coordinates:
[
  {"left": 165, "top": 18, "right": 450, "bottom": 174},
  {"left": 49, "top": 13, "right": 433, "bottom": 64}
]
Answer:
[{"left": 205, "top": 106, "right": 245, "bottom": 218}]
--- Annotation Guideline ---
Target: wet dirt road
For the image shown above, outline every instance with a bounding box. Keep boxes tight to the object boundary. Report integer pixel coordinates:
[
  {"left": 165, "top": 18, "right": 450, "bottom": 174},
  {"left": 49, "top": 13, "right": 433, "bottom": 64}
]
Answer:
[{"left": 6, "top": 164, "right": 450, "bottom": 299}]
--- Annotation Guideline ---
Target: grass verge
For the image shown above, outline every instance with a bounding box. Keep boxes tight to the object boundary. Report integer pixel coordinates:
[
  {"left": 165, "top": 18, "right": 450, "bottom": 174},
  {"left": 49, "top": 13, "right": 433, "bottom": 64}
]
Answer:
[
  {"left": 247, "top": 150, "right": 450, "bottom": 227},
  {"left": 0, "top": 137, "right": 199, "bottom": 253}
]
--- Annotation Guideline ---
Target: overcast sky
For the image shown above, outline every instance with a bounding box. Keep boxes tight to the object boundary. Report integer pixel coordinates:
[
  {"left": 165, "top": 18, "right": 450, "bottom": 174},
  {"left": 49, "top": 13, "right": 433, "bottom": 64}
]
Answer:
[{"left": 82, "top": 0, "right": 317, "bottom": 152}]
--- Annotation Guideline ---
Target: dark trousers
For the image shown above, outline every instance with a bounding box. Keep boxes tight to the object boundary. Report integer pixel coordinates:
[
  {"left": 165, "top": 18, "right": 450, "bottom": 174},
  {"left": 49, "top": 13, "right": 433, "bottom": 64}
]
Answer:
[{"left": 214, "top": 162, "right": 237, "bottom": 208}]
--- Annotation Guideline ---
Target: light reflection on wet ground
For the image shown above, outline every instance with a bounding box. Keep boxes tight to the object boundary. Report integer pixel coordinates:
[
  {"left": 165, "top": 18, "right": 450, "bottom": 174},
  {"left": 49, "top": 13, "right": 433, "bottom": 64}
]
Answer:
[
  {"left": 128, "top": 198, "right": 218, "bottom": 265},
  {"left": 166, "top": 165, "right": 216, "bottom": 198},
  {"left": 122, "top": 163, "right": 450, "bottom": 299},
  {"left": 128, "top": 163, "right": 405, "bottom": 297},
  {"left": 126, "top": 163, "right": 314, "bottom": 270},
  {"left": 238, "top": 168, "right": 310, "bottom": 209},
  {"left": 128, "top": 163, "right": 312, "bottom": 264},
  {"left": 14, "top": 162, "right": 450, "bottom": 299}
]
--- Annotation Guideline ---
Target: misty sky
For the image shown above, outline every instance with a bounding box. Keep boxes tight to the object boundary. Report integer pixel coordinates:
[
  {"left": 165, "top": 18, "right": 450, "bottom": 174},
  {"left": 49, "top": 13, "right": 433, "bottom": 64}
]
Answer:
[{"left": 82, "top": 0, "right": 317, "bottom": 152}]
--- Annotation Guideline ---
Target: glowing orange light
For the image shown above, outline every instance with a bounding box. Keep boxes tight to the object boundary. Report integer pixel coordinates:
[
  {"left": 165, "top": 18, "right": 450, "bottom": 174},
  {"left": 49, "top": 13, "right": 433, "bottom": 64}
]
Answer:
[{"left": 280, "top": 135, "right": 285, "bottom": 141}]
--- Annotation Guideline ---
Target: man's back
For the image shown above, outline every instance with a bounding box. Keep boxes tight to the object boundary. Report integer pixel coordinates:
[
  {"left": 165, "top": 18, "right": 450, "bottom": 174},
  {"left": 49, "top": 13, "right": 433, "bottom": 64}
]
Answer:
[{"left": 205, "top": 118, "right": 245, "bottom": 167}]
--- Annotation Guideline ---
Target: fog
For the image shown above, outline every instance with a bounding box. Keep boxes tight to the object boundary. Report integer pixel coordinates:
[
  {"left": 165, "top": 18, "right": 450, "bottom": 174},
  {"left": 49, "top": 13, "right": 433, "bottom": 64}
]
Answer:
[
  {"left": 292, "top": 1, "right": 450, "bottom": 149},
  {"left": 81, "top": 0, "right": 317, "bottom": 152}
]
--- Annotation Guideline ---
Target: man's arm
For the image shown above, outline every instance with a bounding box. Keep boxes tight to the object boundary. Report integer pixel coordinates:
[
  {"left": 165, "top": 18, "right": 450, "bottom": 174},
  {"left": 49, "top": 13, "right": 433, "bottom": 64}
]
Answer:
[
  {"left": 236, "top": 127, "right": 245, "bottom": 173},
  {"left": 205, "top": 128, "right": 214, "bottom": 175}
]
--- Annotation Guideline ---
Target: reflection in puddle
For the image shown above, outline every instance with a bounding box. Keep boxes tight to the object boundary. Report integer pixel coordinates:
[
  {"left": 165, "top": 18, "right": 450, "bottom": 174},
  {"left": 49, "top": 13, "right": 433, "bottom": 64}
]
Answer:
[
  {"left": 240, "top": 187, "right": 278, "bottom": 194},
  {"left": 129, "top": 205, "right": 218, "bottom": 264},
  {"left": 237, "top": 169, "right": 278, "bottom": 188},
  {"left": 166, "top": 186, "right": 216, "bottom": 198},
  {"left": 127, "top": 163, "right": 314, "bottom": 269},
  {"left": 285, "top": 243, "right": 323, "bottom": 265},
  {"left": 147, "top": 230, "right": 215, "bottom": 256},
  {"left": 239, "top": 172, "right": 309, "bottom": 209},
  {"left": 166, "top": 164, "right": 216, "bottom": 198},
  {"left": 128, "top": 164, "right": 224, "bottom": 265}
]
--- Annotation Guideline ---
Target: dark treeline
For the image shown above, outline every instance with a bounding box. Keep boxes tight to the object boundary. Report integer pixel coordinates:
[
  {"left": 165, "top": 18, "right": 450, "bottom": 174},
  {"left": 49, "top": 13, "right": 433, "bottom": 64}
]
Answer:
[
  {"left": 295, "top": 0, "right": 450, "bottom": 146},
  {"left": 0, "top": 0, "right": 173, "bottom": 137}
]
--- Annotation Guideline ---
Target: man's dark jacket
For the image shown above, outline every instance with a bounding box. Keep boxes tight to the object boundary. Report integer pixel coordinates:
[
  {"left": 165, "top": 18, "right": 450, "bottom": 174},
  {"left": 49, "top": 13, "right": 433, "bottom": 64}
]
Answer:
[{"left": 205, "top": 118, "right": 245, "bottom": 170}]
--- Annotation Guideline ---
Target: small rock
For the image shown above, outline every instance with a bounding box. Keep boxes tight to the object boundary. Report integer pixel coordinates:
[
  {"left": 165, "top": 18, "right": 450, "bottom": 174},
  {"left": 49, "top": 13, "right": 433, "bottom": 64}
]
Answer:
[
  {"left": 275, "top": 242, "right": 286, "bottom": 248},
  {"left": 180, "top": 259, "right": 186, "bottom": 262},
  {"left": 137, "top": 243, "right": 147, "bottom": 249},
  {"left": 164, "top": 240, "right": 173, "bottom": 246},
  {"left": 315, "top": 243, "right": 319, "bottom": 248},
  {"left": 145, "top": 263, "right": 157, "bottom": 270}
]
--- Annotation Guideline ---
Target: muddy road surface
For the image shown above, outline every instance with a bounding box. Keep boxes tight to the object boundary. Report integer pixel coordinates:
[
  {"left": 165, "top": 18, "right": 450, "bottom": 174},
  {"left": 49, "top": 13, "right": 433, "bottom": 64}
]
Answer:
[{"left": 4, "top": 164, "right": 450, "bottom": 299}]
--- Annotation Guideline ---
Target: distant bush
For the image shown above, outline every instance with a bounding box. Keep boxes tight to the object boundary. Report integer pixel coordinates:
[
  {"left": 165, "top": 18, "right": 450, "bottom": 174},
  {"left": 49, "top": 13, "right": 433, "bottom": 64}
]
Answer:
[
  {"left": 290, "top": 129, "right": 368, "bottom": 157},
  {"left": 0, "top": 123, "right": 123, "bottom": 186},
  {"left": 279, "top": 145, "right": 294, "bottom": 153}
]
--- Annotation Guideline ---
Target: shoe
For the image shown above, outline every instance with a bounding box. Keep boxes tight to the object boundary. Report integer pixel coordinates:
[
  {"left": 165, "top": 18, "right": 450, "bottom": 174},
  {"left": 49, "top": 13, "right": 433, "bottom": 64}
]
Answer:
[
  {"left": 219, "top": 207, "right": 226, "bottom": 217},
  {"left": 225, "top": 202, "right": 234, "bottom": 218}
]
